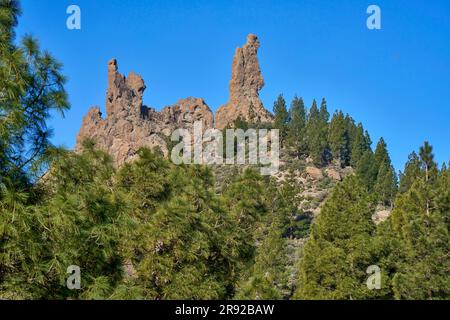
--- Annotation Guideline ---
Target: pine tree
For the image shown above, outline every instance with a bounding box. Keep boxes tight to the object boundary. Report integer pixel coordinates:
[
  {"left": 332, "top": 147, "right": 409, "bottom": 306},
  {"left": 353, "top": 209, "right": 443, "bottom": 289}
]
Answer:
[
  {"left": 0, "top": 1, "right": 70, "bottom": 299},
  {"left": 117, "top": 153, "right": 237, "bottom": 299},
  {"left": 372, "top": 138, "right": 397, "bottom": 204},
  {"left": 377, "top": 150, "right": 449, "bottom": 299},
  {"left": 0, "top": 0, "right": 24, "bottom": 102},
  {"left": 235, "top": 224, "right": 288, "bottom": 300},
  {"left": 223, "top": 169, "right": 269, "bottom": 268},
  {"left": 294, "top": 176, "right": 377, "bottom": 299},
  {"left": 0, "top": 0, "right": 69, "bottom": 187},
  {"left": 398, "top": 152, "right": 422, "bottom": 193},
  {"left": 287, "top": 96, "right": 307, "bottom": 157},
  {"left": 344, "top": 114, "right": 357, "bottom": 149},
  {"left": 419, "top": 141, "right": 437, "bottom": 183},
  {"left": 355, "top": 150, "right": 377, "bottom": 191},
  {"left": 350, "top": 123, "right": 369, "bottom": 167},
  {"left": 319, "top": 98, "right": 331, "bottom": 162},
  {"left": 0, "top": 143, "right": 124, "bottom": 299},
  {"left": 373, "top": 138, "right": 390, "bottom": 169},
  {"left": 273, "top": 94, "right": 289, "bottom": 144},
  {"left": 306, "top": 99, "right": 329, "bottom": 166},
  {"left": 374, "top": 161, "right": 398, "bottom": 207},
  {"left": 328, "top": 111, "right": 349, "bottom": 167},
  {"left": 319, "top": 98, "right": 330, "bottom": 124}
]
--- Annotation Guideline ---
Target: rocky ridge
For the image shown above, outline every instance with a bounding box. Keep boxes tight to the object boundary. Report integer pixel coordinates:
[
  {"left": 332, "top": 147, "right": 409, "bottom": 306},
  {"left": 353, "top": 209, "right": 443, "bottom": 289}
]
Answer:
[{"left": 76, "top": 34, "right": 272, "bottom": 165}]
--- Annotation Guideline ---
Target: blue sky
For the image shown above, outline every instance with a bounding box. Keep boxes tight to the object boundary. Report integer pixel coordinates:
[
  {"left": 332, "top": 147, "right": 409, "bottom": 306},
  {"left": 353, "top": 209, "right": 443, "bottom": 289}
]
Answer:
[{"left": 16, "top": 0, "right": 450, "bottom": 171}]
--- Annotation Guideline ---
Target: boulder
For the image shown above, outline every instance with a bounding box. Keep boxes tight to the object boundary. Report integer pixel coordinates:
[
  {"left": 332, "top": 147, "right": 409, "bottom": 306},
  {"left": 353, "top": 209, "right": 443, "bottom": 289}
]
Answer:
[
  {"left": 306, "top": 166, "right": 323, "bottom": 180},
  {"left": 325, "top": 168, "right": 342, "bottom": 181}
]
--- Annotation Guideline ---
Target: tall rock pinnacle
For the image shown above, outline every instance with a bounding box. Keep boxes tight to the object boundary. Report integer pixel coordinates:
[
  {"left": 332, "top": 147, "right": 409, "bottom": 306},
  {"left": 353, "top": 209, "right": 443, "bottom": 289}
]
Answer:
[
  {"left": 215, "top": 34, "right": 273, "bottom": 129},
  {"left": 106, "top": 58, "right": 146, "bottom": 119}
]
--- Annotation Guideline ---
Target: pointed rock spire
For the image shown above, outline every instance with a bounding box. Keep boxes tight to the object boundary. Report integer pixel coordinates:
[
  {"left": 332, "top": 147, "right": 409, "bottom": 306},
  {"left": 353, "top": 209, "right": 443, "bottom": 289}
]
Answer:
[
  {"left": 215, "top": 34, "right": 273, "bottom": 129},
  {"left": 106, "top": 58, "right": 146, "bottom": 119}
]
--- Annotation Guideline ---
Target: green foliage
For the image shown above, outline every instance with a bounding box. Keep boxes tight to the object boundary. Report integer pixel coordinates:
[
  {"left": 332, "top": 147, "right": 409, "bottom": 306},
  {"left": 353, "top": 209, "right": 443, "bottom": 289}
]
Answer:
[
  {"left": 273, "top": 94, "right": 289, "bottom": 144},
  {"left": 305, "top": 99, "right": 329, "bottom": 166},
  {"left": 350, "top": 123, "right": 370, "bottom": 167},
  {"left": 287, "top": 96, "right": 307, "bottom": 157},
  {"left": 0, "top": 0, "right": 69, "bottom": 189},
  {"left": 1, "top": 143, "right": 123, "bottom": 299},
  {"left": 0, "top": 1, "right": 71, "bottom": 299},
  {"left": 355, "top": 150, "right": 376, "bottom": 190},
  {"left": 223, "top": 168, "right": 269, "bottom": 270},
  {"left": 294, "top": 176, "right": 378, "bottom": 299},
  {"left": 373, "top": 139, "right": 398, "bottom": 205},
  {"left": 419, "top": 141, "right": 438, "bottom": 182},
  {"left": 235, "top": 225, "right": 288, "bottom": 300},
  {"left": 399, "top": 152, "right": 422, "bottom": 193},
  {"left": 374, "top": 162, "right": 398, "bottom": 206},
  {"left": 355, "top": 138, "right": 398, "bottom": 205},
  {"left": 116, "top": 150, "right": 244, "bottom": 299},
  {"left": 376, "top": 155, "right": 449, "bottom": 299},
  {"left": 328, "top": 111, "right": 349, "bottom": 167}
]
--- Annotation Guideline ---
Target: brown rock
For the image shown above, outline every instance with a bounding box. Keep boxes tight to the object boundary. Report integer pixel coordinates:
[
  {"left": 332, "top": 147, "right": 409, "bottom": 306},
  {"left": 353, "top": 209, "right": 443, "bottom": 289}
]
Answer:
[
  {"left": 325, "top": 168, "right": 342, "bottom": 181},
  {"left": 306, "top": 166, "right": 323, "bottom": 180},
  {"left": 372, "top": 209, "right": 391, "bottom": 225},
  {"left": 76, "top": 60, "right": 214, "bottom": 166},
  {"left": 161, "top": 97, "right": 214, "bottom": 130},
  {"left": 215, "top": 34, "right": 273, "bottom": 129}
]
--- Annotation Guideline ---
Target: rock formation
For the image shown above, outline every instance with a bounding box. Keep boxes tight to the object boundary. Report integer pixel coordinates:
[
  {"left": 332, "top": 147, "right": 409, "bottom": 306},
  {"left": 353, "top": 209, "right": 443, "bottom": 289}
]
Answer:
[
  {"left": 76, "top": 34, "right": 273, "bottom": 165},
  {"left": 76, "top": 59, "right": 214, "bottom": 166},
  {"left": 215, "top": 34, "right": 273, "bottom": 129}
]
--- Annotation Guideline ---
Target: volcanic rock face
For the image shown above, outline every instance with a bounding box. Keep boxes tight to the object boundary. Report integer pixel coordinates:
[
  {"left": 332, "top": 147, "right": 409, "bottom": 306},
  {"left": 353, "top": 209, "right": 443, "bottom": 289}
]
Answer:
[
  {"left": 76, "top": 59, "right": 214, "bottom": 166},
  {"left": 215, "top": 34, "right": 273, "bottom": 129},
  {"left": 76, "top": 34, "right": 272, "bottom": 165}
]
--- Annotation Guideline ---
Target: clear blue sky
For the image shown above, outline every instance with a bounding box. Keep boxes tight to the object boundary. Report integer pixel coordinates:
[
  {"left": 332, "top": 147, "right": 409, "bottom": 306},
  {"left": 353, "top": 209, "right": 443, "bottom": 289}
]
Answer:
[{"left": 16, "top": 0, "right": 450, "bottom": 171}]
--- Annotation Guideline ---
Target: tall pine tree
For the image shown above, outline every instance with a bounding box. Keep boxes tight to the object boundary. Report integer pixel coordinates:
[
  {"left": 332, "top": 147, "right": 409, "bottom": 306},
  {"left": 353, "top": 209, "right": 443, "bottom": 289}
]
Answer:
[
  {"left": 294, "top": 176, "right": 377, "bottom": 299},
  {"left": 328, "top": 110, "right": 349, "bottom": 167},
  {"left": 273, "top": 94, "right": 289, "bottom": 144},
  {"left": 373, "top": 138, "right": 398, "bottom": 204},
  {"left": 376, "top": 143, "right": 449, "bottom": 299},
  {"left": 306, "top": 99, "right": 329, "bottom": 166},
  {"left": 287, "top": 96, "right": 307, "bottom": 157}
]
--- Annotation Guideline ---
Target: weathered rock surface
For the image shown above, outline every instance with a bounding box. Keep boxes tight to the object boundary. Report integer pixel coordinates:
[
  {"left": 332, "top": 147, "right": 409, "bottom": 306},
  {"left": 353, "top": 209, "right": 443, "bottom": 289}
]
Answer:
[
  {"left": 215, "top": 34, "right": 273, "bottom": 129},
  {"left": 325, "top": 168, "right": 342, "bottom": 181},
  {"left": 306, "top": 166, "right": 323, "bottom": 180},
  {"left": 372, "top": 207, "right": 392, "bottom": 225},
  {"left": 77, "top": 34, "right": 273, "bottom": 166},
  {"left": 76, "top": 59, "right": 214, "bottom": 166}
]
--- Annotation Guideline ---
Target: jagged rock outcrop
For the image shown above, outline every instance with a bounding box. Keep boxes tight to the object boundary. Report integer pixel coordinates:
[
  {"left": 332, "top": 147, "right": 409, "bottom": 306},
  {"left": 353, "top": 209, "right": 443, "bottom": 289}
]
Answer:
[
  {"left": 76, "top": 59, "right": 214, "bottom": 166},
  {"left": 77, "top": 34, "right": 273, "bottom": 165},
  {"left": 215, "top": 34, "right": 273, "bottom": 129}
]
